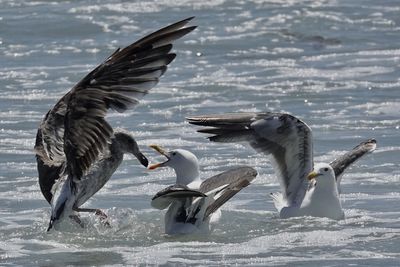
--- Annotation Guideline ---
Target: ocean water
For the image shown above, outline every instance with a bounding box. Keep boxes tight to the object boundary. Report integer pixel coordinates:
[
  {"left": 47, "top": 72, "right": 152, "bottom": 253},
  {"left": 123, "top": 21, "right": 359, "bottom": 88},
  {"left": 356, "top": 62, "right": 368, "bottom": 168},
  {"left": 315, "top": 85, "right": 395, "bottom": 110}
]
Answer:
[{"left": 1, "top": 0, "right": 399, "bottom": 266}]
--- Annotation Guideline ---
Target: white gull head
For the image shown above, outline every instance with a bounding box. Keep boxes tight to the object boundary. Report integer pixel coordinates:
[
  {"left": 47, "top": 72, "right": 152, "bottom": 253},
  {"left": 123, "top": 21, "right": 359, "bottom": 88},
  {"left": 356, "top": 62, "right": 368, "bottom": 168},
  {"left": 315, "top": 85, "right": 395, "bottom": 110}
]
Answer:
[
  {"left": 148, "top": 145, "right": 201, "bottom": 188},
  {"left": 308, "top": 163, "right": 337, "bottom": 190}
]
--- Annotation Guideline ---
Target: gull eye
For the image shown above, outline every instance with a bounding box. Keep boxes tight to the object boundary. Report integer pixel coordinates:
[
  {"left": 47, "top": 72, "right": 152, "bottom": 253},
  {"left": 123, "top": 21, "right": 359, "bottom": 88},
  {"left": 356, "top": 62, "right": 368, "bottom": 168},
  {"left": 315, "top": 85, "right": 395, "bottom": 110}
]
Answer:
[
  {"left": 323, "top": 167, "right": 329, "bottom": 172},
  {"left": 172, "top": 152, "right": 177, "bottom": 156}
]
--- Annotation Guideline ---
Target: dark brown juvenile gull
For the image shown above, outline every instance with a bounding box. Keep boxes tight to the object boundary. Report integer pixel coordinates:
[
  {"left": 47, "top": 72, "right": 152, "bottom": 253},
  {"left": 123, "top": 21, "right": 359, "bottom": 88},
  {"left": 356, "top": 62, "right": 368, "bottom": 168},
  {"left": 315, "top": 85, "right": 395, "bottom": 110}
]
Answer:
[
  {"left": 34, "top": 17, "right": 196, "bottom": 231},
  {"left": 148, "top": 145, "right": 257, "bottom": 235},
  {"left": 187, "top": 112, "right": 376, "bottom": 220}
]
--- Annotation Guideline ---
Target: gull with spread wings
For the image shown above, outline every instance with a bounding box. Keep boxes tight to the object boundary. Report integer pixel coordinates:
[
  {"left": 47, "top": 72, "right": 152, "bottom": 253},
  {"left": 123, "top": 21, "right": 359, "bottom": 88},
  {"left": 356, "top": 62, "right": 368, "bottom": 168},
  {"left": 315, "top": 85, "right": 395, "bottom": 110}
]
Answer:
[
  {"left": 34, "top": 18, "right": 196, "bottom": 231},
  {"left": 187, "top": 112, "right": 376, "bottom": 220},
  {"left": 148, "top": 145, "right": 257, "bottom": 234}
]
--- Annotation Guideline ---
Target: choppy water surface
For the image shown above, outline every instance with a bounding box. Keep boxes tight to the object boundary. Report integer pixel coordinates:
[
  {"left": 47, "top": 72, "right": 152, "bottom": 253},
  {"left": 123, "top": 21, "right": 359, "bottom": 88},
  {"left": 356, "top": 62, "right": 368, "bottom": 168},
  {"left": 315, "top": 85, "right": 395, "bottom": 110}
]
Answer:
[{"left": 1, "top": 0, "right": 399, "bottom": 266}]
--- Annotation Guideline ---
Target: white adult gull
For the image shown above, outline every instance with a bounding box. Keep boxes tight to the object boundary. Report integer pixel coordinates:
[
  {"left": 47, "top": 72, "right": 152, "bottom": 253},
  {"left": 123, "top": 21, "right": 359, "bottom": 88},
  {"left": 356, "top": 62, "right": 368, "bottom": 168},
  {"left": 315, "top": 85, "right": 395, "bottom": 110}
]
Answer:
[
  {"left": 187, "top": 112, "right": 377, "bottom": 220},
  {"left": 34, "top": 17, "right": 196, "bottom": 231},
  {"left": 147, "top": 145, "right": 257, "bottom": 235}
]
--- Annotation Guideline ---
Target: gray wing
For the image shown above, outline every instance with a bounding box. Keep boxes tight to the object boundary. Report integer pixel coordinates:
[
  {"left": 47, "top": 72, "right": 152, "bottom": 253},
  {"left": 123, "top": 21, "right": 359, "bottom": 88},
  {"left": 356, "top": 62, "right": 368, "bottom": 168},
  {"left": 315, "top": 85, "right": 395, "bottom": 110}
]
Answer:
[
  {"left": 59, "top": 17, "right": 196, "bottom": 180},
  {"left": 330, "top": 138, "right": 376, "bottom": 191},
  {"left": 36, "top": 103, "right": 68, "bottom": 165},
  {"left": 151, "top": 184, "right": 206, "bottom": 210},
  {"left": 201, "top": 166, "right": 257, "bottom": 219},
  {"left": 35, "top": 106, "right": 69, "bottom": 204},
  {"left": 35, "top": 127, "right": 66, "bottom": 204},
  {"left": 187, "top": 112, "right": 313, "bottom": 207},
  {"left": 199, "top": 166, "right": 257, "bottom": 193}
]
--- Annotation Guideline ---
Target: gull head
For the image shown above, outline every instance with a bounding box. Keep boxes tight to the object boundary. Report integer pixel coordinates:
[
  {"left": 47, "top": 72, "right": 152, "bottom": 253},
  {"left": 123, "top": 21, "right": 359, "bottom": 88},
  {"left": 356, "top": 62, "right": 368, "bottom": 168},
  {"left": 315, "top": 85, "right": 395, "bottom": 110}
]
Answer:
[
  {"left": 307, "top": 163, "right": 336, "bottom": 187},
  {"left": 114, "top": 131, "right": 148, "bottom": 167},
  {"left": 148, "top": 145, "right": 200, "bottom": 185}
]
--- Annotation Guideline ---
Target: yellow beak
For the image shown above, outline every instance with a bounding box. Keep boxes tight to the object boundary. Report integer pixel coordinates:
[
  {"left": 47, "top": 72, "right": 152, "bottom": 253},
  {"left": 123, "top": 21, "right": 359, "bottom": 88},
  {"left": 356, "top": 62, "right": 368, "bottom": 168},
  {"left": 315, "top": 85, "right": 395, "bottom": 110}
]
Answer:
[
  {"left": 148, "top": 162, "right": 164, "bottom": 170},
  {"left": 148, "top": 145, "right": 169, "bottom": 170},
  {"left": 307, "top": 171, "right": 320, "bottom": 180},
  {"left": 149, "top": 144, "right": 168, "bottom": 157}
]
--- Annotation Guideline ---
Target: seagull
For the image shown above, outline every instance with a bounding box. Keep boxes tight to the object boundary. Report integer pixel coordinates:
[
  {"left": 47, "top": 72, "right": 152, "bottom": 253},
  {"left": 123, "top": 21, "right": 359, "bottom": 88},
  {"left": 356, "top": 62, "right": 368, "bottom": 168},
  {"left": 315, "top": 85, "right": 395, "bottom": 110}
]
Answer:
[
  {"left": 187, "top": 112, "right": 376, "bottom": 220},
  {"left": 148, "top": 145, "right": 257, "bottom": 234},
  {"left": 34, "top": 17, "right": 196, "bottom": 231}
]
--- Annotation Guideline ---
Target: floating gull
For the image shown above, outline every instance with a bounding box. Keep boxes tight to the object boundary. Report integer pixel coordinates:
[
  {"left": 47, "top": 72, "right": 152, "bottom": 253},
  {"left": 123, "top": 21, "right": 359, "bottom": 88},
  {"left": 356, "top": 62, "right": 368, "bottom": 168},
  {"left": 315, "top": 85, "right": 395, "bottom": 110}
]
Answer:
[
  {"left": 148, "top": 145, "right": 257, "bottom": 234},
  {"left": 187, "top": 112, "right": 376, "bottom": 220},
  {"left": 34, "top": 17, "right": 196, "bottom": 231}
]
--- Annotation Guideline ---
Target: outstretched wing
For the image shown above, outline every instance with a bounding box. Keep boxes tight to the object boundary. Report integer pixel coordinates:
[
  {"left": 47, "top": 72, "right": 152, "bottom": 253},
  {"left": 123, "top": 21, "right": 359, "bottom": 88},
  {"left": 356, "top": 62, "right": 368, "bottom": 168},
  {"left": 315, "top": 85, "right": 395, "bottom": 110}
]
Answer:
[
  {"left": 330, "top": 138, "right": 376, "bottom": 192},
  {"left": 35, "top": 106, "right": 69, "bottom": 204},
  {"left": 59, "top": 17, "right": 196, "bottom": 180},
  {"left": 199, "top": 166, "right": 257, "bottom": 193},
  {"left": 151, "top": 184, "right": 206, "bottom": 210},
  {"left": 187, "top": 112, "right": 313, "bottom": 207},
  {"left": 200, "top": 166, "right": 257, "bottom": 219}
]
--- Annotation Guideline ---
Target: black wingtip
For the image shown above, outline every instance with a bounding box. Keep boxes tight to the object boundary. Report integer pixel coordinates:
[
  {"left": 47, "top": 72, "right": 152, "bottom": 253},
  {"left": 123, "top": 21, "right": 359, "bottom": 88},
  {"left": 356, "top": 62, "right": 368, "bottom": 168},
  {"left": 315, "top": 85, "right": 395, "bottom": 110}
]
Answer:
[
  {"left": 357, "top": 138, "right": 377, "bottom": 151},
  {"left": 185, "top": 16, "right": 195, "bottom": 21},
  {"left": 247, "top": 167, "right": 258, "bottom": 178},
  {"left": 208, "top": 136, "right": 217, "bottom": 142},
  {"left": 162, "top": 16, "right": 196, "bottom": 35},
  {"left": 186, "top": 116, "right": 207, "bottom": 126},
  {"left": 166, "top": 53, "right": 177, "bottom": 64},
  {"left": 46, "top": 220, "right": 53, "bottom": 232},
  {"left": 183, "top": 25, "right": 198, "bottom": 33},
  {"left": 176, "top": 16, "right": 196, "bottom": 25}
]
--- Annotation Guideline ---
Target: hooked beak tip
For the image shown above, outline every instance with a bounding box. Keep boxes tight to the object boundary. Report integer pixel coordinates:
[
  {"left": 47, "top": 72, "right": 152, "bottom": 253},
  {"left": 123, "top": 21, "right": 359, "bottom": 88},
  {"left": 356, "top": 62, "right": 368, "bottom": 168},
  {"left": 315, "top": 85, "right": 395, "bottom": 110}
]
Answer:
[{"left": 139, "top": 154, "right": 149, "bottom": 167}]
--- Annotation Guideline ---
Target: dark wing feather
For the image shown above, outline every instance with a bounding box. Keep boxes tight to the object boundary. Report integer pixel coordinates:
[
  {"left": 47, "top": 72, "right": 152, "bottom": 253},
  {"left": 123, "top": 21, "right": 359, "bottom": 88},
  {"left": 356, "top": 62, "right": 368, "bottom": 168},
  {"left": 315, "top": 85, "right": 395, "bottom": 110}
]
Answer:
[
  {"left": 36, "top": 17, "right": 195, "bottom": 203},
  {"left": 35, "top": 101, "right": 69, "bottom": 203},
  {"left": 61, "top": 18, "right": 196, "bottom": 179},
  {"left": 37, "top": 101, "right": 68, "bottom": 163},
  {"left": 34, "top": 127, "right": 66, "bottom": 204},
  {"left": 188, "top": 112, "right": 313, "bottom": 207},
  {"left": 201, "top": 167, "right": 257, "bottom": 219},
  {"left": 330, "top": 138, "right": 376, "bottom": 191},
  {"left": 188, "top": 112, "right": 273, "bottom": 129},
  {"left": 199, "top": 166, "right": 257, "bottom": 193},
  {"left": 151, "top": 184, "right": 206, "bottom": 210}
]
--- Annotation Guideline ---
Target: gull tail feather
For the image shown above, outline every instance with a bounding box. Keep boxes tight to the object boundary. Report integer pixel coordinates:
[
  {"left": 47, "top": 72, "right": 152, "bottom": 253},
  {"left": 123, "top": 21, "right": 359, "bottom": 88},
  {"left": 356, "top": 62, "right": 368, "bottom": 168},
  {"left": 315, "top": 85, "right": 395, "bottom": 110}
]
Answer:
[{"left": 270, "top": 192, "right": 286, "bottom": 213}]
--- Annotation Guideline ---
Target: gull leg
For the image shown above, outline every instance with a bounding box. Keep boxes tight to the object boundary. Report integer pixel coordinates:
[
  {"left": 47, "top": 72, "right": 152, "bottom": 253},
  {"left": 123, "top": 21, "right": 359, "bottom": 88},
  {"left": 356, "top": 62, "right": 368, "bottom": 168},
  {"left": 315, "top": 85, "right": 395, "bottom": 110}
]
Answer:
[
  {"left": 69, "top": 214, "right": 84, "bottom": 228},
  {"left": 73, "top": 207, "right": 111, "bottom": 227}
]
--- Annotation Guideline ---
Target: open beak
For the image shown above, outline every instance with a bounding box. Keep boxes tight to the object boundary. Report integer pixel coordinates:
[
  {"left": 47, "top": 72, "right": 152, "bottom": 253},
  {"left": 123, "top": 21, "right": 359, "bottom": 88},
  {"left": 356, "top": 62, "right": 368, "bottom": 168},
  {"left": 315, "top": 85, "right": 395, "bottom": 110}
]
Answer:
[
  {"left": 307, "top": 171, "right": 321, "bottom": 181},
  {"left": 148, "top": 145, "right": 170, "bottom": 170}
]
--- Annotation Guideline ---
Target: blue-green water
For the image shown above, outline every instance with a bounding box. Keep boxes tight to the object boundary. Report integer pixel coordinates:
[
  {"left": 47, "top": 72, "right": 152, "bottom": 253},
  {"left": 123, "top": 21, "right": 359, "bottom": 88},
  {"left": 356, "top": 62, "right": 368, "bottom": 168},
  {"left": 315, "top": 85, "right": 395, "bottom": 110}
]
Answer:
[{"left": 1, "top": 0, "right": 399, "bottom": 266}]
